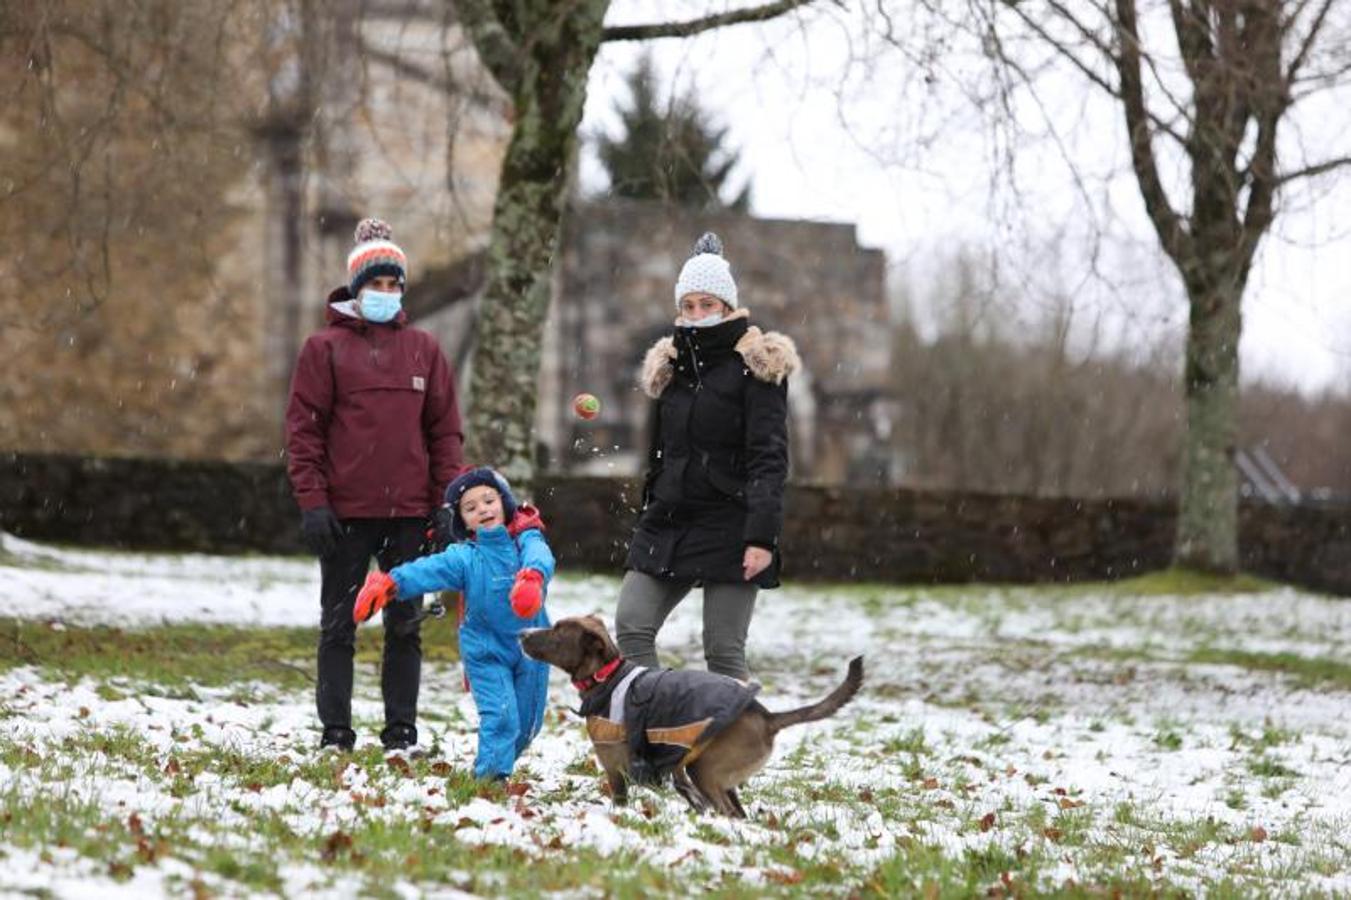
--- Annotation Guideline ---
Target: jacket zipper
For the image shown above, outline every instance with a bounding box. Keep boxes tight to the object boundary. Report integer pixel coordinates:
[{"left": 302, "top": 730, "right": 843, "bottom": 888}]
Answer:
[{"left": 682, "top": 328, "right": 704, "bottom": 393}]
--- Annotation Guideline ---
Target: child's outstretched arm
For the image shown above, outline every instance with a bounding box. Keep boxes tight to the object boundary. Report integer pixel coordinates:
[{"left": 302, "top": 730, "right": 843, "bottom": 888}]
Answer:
[
  {"left": 354, "top": 546, "right": 471, "bottom": 623},
  {"left": 509, "top": 530, "right": 555, "bottom": 618},
  {"left": 391, "top": 545, "right": 471, "bottom": 598}
]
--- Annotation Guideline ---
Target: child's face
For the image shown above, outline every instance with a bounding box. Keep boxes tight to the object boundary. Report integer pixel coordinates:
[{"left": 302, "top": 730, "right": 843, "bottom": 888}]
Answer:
[{"left": 459, "top": 485, "right": 504, "bottom": 532}]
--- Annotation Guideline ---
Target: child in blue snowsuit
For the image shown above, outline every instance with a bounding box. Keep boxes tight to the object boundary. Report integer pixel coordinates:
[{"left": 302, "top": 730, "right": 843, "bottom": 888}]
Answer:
[{"left": 354, "top": 467, "right": 552, "bottom": 780}]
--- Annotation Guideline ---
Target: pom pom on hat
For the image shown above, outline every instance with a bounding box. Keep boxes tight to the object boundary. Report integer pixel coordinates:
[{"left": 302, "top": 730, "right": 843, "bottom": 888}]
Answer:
[
  {"left": 348, "top": 217, "right": 407, "bottom": 296},
  {"left": 354, "top": 218, "right": 393, "bottom": 244},
  {"left": 674, "top": 231, "right": 738, "bottom": 310},
  {"left": 691, "top": 232, "right": 723, "bottom": 256}
]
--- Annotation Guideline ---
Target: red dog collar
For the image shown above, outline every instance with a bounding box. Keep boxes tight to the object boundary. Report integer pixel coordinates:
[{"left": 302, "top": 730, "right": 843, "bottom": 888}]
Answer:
[{"left": 573, "top": 657, "right": 624, "bottom": 692}]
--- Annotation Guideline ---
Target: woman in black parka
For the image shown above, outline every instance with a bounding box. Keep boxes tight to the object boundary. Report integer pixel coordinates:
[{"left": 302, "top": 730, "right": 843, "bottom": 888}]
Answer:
[{"left": 616, "top": 232, "right": 800, "bottom": 681}]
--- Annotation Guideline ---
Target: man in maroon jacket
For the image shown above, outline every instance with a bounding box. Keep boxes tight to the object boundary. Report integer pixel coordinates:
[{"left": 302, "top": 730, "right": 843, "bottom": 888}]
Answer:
[{"left": 285, "top": 217, "right": 465, "bottom": 753}]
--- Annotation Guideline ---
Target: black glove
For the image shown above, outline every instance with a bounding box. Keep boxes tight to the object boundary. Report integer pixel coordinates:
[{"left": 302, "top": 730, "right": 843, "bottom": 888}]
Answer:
[
  {"left": 431, "top": 505, "right": 456, "bottom": 550},
  {"left": 300, "top": 507, "right": 344, "bottom": 558}
]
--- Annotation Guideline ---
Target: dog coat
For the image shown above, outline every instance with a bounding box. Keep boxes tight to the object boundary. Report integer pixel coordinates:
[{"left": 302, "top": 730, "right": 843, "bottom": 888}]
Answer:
[{"left": 579, "top": 661, "right": 761, "bottom": 784}]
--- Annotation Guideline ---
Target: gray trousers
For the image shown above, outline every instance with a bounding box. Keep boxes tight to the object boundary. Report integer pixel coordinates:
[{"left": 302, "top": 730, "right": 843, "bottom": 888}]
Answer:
[{"left": 614, "top": 570, "right": 758, "bottom": 680}]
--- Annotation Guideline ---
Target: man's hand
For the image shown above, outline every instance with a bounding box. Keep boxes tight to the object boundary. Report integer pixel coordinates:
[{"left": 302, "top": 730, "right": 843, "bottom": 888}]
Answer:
[
  {"left": 509, "top": 569, "right": 545, "bottom": 618},
  {"left": 430, "top": 506, "right": 456, "bottom": 550},
  {"left": 300, "top": 507, "right": 344, "bottom": 558},
  {"left": 354, "top": 571, "right": 398, "bottom": 624},
  {"left": 743, "top": 545, "right": 773, "bottom": 581}
]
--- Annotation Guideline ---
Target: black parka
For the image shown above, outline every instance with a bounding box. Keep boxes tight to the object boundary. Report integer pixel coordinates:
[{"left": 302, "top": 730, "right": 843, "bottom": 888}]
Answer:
[{"left": 625, "top": 311, "right": 798, "bottom": 588}]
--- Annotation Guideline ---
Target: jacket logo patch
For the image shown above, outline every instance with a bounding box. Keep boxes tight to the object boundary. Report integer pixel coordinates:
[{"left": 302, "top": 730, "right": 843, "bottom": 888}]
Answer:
[{"left": 412, "top": 376, "right": 426, "bottom": 391}]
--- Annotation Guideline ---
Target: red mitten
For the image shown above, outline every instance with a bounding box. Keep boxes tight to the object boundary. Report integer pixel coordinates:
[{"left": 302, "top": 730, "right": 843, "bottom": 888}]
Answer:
[
  {"left": 509, "top": 569, "right": 544, "bottom": 618},
  {"left": 353, "top": 571, "right": 397, "bottom": 623}
]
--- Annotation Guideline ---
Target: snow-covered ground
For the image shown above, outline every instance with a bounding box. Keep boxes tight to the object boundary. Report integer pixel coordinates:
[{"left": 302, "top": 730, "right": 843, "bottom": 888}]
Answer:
[{"left": 2, "top": 531, "right": 1350, "bottom": 897}]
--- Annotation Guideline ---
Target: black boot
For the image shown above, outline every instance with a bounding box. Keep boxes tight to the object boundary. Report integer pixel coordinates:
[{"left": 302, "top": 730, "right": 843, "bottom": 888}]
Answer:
[
  {"left": 319, "top": 725, "right": 356, "bottom": 752},
  {"left": 380, "top": 723, "right": 419, "bottom": 753}
]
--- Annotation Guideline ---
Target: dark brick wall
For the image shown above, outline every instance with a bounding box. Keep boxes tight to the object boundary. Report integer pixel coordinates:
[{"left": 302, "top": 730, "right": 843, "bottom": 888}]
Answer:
[{"left": 3, "top": 452, "right": 1349, "bottom": 595}]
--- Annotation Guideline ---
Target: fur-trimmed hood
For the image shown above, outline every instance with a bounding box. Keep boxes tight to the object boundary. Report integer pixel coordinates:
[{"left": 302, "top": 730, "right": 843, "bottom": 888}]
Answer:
[{"left": 639, "top": 308, "right": 801, "bottom": 399}]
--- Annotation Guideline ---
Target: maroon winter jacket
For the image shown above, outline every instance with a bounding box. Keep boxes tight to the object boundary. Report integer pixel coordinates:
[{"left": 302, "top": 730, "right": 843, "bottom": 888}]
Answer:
[{"left": 285, "top": 289, "right": 466, "bottom": 519}]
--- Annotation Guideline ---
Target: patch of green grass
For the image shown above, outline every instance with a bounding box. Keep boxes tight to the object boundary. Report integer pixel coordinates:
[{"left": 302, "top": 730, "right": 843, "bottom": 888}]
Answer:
[
  {"left": 881, "top": 727, "right": 931, "bottom": 756},
  {"left": 0, "top": 618, "right": 460, "bottom": 690},
  {"left": 1190, "top": 647, "right": 1351, "bottom": 690},
  {"left": 857, "top": 838, "right": 1053, "bottom": 898},
  {"left": 1247, "top": 755, "right": 1300, "bottom": 779},
  {"left": 1106, "top": 568, "right": 1278, "bottom": 596},
  {"left": 1228, "top": 721, "right": 1299, "bottom": 751},
  {"left": 1051, "top": 806, "right": 1094, "bottom": 847},
  {"left": 1261, "top": 778, "right": 1296, "bottom": 800},
  {"left": 0, "top": 777, "right": 697, "bottom": 899},
  {"left": 1152, "top": 728, "right": 1184, "bottom": 751}
]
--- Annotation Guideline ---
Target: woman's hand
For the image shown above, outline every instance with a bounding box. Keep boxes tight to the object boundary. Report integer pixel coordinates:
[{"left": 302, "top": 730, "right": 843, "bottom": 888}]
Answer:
[{"left": 742, "top": 545, "right": 773, "bottom": 581}]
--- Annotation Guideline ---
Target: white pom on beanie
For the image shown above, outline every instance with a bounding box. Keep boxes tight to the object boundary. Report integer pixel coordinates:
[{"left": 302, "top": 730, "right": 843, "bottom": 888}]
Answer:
[{"left": 673, "top": 231, "right": 738, "bottom": 309}]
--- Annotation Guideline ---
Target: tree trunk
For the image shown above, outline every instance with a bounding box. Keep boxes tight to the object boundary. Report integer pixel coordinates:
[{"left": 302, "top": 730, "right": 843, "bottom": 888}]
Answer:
[
  {"left": 462, "top": 2, "right": 609, "bottom": 483},
  {"left": 1174, "top": 277, "right": 1242, "bottom": 573}
]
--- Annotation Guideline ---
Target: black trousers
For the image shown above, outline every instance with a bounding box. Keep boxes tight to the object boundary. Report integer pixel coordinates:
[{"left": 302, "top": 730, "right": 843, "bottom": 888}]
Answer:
[{"left": 316, "top": 517, "right": 428, "bottom": 740}]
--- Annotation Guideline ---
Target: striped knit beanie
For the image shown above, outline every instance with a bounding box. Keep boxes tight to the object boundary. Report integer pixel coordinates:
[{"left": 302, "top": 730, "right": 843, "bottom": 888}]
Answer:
[
  {"left": 673, "top": 232, "right": 738, "bottom": 310},
  {"left": 347, "top": 218, "right": 408, "bottom": 296}
]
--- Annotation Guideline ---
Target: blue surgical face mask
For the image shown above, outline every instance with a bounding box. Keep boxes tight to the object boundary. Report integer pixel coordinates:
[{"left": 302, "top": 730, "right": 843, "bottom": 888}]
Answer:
[
  {"left": 360, "top": 289, "right": 402, "bottom": 323},
  {"left": 682, "top": 312, "right": 724, "bottom": 328}
]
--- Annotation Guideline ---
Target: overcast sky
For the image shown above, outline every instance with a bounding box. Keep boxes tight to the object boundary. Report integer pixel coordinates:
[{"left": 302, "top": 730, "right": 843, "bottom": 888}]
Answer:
[{"left": 580, "top": 1, "right": 1351, "bottom": 395}]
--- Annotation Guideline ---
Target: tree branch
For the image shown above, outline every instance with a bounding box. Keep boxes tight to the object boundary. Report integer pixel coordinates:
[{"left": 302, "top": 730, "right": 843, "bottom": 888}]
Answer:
[
  {"left": 1167, "top": 0, "right": 1212, "bottom": 89},
  {"left": 453, "top": 0, "right": 522, "bottom": 93},
  {"left": 1285, "top": 0, "right": 1335, "bottom": 84},
  {"left": 358, "top": 39, "right": 450, "bottom": 91},
  {"left": 1238, "top": 0, "right": 1287, "bottom": 273},
  {"left": 602, "top": 0, "right": 817, "bottom": 42},
  {"left": 1273, "top": 154, "right": 1351, "bottom": 187},
  {"left": 1001, "top": 0, "right": 1189, "bottom": 146},
  {"left": 1114, "top": 0, "right": 1190, "bottom": 265}
]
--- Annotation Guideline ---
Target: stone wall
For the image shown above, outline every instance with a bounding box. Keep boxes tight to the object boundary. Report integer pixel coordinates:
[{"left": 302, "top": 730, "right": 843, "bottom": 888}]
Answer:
[{"left": 4, "top": 452, "right": 1350, "bottom": 596}]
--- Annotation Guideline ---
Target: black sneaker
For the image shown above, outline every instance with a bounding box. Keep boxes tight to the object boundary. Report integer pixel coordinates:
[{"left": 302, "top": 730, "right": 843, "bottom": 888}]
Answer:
[{"left": 319, "top": 726, "right": 356, "bottom": 753}]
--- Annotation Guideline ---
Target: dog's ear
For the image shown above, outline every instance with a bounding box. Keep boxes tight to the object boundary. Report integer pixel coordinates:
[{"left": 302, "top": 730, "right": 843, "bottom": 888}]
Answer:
[{"left": 580, "top": 628, "right": 605, "bottom": 654}]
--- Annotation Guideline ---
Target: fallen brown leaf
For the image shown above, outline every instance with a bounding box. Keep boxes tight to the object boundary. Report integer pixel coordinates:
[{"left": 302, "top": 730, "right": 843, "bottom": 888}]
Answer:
[
  {"left": 321, "top": 830, "right": 353, "bottom": 862},
  {"left": 765, "top": 868, "right": 804, "bottom": 885}
]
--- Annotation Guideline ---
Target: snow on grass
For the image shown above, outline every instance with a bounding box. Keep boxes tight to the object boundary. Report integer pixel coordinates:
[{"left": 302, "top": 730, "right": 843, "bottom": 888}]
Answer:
[{"left": 2, "top": 532, "right": 1351, "bottom": 896}]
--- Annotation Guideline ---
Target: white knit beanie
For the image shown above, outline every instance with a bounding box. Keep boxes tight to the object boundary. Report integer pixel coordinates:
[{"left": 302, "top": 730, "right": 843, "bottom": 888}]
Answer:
[{"left": 673, "top": 232, "right": 738, "bottom": 310}]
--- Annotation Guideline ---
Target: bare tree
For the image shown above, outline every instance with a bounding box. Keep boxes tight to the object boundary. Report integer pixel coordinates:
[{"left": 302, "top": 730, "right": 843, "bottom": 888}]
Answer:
[
  {"left": 934, "top": 0, "right": 1351, "bottom": 572},
  {"left": 453, "top": 0, "right": 817, "bottom": 482}
]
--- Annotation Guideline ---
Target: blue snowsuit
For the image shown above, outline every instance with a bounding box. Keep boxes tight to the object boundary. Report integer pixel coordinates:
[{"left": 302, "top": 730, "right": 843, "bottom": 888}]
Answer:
[{"left": 388, "top": 510, "right": 553, "bottom": 779}]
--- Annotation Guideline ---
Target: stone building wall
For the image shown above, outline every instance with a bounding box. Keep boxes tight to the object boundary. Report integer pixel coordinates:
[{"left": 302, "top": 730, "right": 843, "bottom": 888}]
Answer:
[{"left": 0, "top": 3, "right": 508, "bottom": 464}]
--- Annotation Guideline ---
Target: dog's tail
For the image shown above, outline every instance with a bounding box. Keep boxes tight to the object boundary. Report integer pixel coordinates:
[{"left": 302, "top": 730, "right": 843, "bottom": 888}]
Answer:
[{"left": 766, "top": 656, "right": 863, "bottom": 734}]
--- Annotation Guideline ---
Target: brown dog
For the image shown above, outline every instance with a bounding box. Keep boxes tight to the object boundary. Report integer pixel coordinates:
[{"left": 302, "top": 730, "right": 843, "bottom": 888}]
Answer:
[{"left": 520, "top": 614, "right": 863, "bottom": 818}]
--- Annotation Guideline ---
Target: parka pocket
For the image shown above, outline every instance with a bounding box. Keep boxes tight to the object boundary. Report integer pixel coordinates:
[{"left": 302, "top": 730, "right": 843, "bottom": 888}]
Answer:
[{"left": 700, "top": 451, "right": 746, "bottom": 501}]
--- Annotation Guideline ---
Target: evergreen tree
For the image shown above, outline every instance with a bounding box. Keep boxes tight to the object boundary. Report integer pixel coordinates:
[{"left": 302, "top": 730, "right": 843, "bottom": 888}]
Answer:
[{"left": 596, "top": 54, "right": 749, "bottom": 210}]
